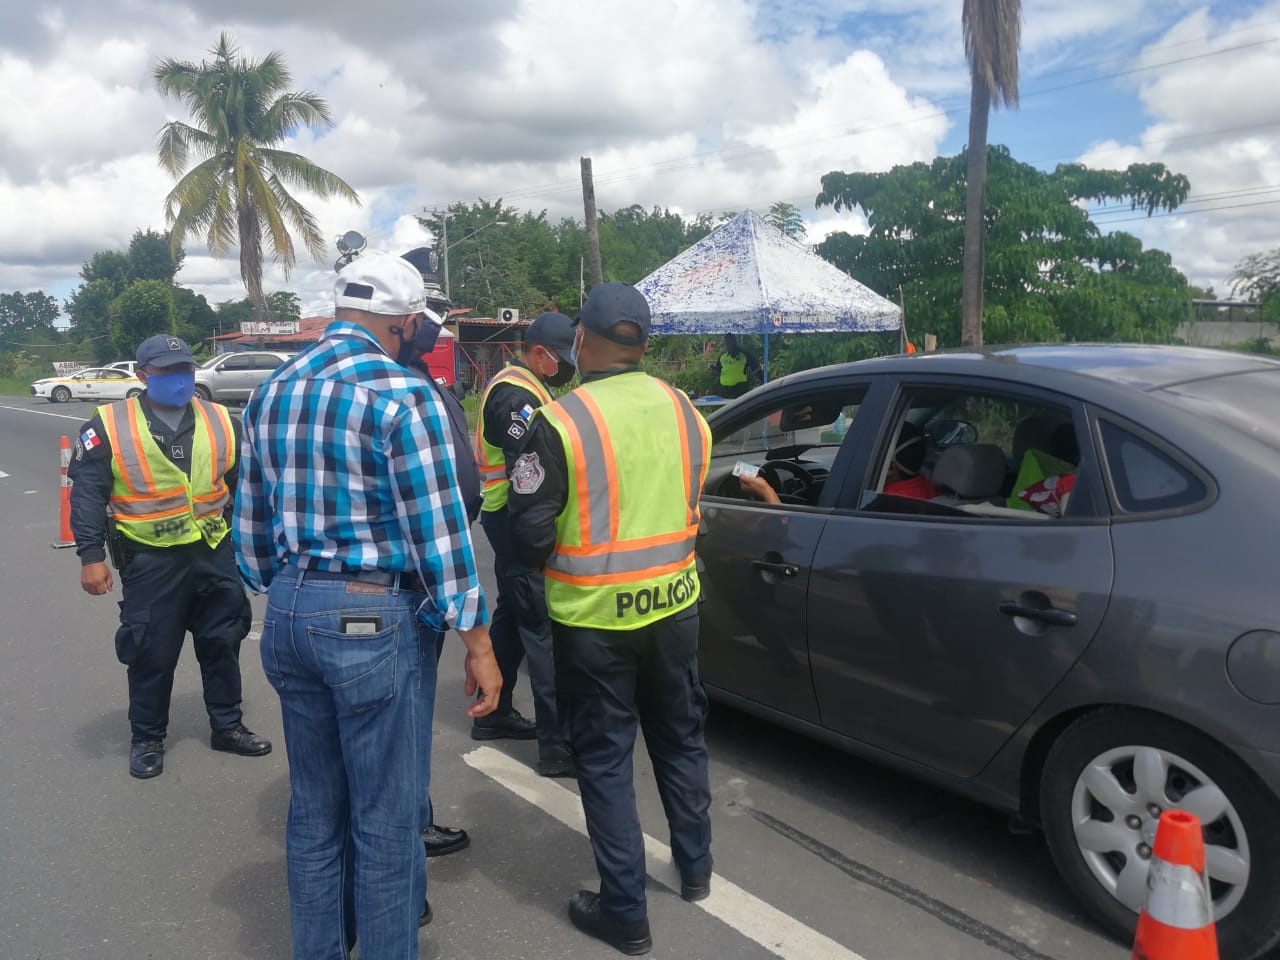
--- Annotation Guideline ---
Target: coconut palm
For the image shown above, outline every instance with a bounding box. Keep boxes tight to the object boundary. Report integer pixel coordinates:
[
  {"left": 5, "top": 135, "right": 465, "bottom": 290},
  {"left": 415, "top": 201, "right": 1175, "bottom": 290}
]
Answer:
[
  {"left": 154, "top": 34, "right": 359, "bottom": 320},
  {"left": 961, "top": 0, "right": 1021, "bottom": 346}
]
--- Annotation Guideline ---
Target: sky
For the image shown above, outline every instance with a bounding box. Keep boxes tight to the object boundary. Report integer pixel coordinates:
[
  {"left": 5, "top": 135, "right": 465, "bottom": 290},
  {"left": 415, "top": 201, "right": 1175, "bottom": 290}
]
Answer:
[{"left": 1, "top": 0, "right": 1278, "bottom": 320}]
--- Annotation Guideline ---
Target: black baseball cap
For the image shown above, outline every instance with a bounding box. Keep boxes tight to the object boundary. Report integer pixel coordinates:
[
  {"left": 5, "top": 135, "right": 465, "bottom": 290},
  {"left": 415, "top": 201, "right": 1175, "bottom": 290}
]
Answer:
[
  {"left": 136, "top": 334, "right": 195, "bottom": 369},
  {"left": 524, "top": 312, "right": 575, "bottom": 353},
  {"left": 575, "top": 282, "right": 651, "bottom": 346}
]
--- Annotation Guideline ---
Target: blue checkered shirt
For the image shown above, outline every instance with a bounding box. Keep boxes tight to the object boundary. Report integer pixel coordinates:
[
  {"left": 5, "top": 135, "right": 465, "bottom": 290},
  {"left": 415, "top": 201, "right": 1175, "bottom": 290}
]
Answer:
[{"left": 233, "top": 320, "right": 486, "bottom": 631}]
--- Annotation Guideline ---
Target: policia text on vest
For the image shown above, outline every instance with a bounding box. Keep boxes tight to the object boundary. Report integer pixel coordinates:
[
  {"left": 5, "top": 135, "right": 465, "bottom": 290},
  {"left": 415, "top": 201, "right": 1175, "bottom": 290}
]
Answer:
[{"left": 614, "top": 570, "right": 697, "bottom": 619}]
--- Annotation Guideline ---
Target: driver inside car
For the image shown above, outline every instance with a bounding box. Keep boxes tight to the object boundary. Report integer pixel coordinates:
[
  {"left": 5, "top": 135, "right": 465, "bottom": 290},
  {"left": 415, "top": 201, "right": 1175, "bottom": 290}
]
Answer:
[{"left": 737, "top": 473, "right": 780, "bottom": 504}]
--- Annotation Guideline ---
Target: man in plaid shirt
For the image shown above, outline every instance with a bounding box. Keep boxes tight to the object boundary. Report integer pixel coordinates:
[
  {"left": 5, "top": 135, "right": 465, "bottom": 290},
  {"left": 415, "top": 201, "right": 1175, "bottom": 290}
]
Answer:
[{"left": 234, "top": 252, "right": 501, "bottom": 960}]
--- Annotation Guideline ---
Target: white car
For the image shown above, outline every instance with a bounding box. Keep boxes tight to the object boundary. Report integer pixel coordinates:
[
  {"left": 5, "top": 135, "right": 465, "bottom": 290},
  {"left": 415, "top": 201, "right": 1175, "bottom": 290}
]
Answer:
[
  {"left": 30, "top": 367, "right": 144, "bottom": 403},
  {"left": 104, "top": 360, "right": 139, "bottom": 376}
]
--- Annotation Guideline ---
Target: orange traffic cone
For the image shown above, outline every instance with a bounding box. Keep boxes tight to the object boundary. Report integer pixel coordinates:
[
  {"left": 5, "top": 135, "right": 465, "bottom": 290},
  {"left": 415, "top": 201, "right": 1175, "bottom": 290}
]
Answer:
[
  {"left": 51, "top": 435, "right": 76, "bottom": 549},
  {"left": 1132, "top": 810, "right": 1218, "bottom": 960}
]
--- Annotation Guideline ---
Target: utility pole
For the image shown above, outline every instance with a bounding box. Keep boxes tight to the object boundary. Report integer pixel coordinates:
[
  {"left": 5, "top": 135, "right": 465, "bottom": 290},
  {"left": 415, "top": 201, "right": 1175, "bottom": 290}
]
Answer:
[
  {"left": 581, "top": 157, "right": 604, "bottom": 289},
  {"left": 429, "top": 209, "right": 451, "bottom": 299}
]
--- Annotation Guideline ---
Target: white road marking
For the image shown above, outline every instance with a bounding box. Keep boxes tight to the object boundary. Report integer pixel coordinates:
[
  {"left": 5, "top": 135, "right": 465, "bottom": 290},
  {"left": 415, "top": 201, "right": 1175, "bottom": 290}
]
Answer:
[
  {"left": 463, "top": 746, "right": 866, "bottom": 960},
  {"left": 0, "top": 403, "right": 85, "bottom": 421},
  {"left": 0, "top": 470, "right": 9, "bottom": 478}
]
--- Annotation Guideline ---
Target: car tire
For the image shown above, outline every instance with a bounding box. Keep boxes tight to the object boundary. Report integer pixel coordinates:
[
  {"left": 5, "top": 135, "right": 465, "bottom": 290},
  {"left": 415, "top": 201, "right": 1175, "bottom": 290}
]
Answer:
[
  {"left": 125, "top": 388, "right": 142, "bottom": 399},
  {"left": 193, "top": 385, "right": 212, "bottom": 401},
  {"left": 1040, "top": 708, "right": 1280, "bottom": 959},
  {"left": 51, "top": 386, "right": 71, "bottom": 403}
]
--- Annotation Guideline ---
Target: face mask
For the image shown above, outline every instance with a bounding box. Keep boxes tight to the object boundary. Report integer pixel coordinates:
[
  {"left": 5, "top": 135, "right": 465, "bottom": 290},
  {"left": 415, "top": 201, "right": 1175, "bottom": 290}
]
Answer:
[
  {"left": 541, "top": 348, "right": 575, "bottom": 388},
  {"left": 393, "top": 314, "right": 442, "bottom": 367},
  {"left": 146, "top": 370, "right": 195, "bottom": 407}
]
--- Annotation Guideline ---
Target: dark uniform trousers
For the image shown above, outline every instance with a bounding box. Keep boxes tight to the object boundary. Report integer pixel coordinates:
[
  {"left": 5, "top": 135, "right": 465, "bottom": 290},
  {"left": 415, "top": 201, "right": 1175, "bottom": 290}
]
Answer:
[
  {"left": 553, "top": 602, "right": 712, "bottom": 922},
  {"left": 481, "top": 505, "right": 563, "bottom": 749},
  {"left": 114, "top": 537, "right": 250, "bottom": 743}
]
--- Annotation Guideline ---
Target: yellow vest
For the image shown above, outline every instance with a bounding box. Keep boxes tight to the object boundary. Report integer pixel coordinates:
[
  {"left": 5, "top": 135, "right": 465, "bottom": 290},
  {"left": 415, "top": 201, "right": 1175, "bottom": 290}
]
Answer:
[
  {"left": 474, "top": 364, "right": 554, "bottom": 513},
  {"left": 97, "top": 397, "right": 236, "bottom": 549},
  {"left": 719, "top": 351, "right": 748, "bottom": 387},
  {"left": 536, "top": 372, "right": 711, "bottom": 630}
]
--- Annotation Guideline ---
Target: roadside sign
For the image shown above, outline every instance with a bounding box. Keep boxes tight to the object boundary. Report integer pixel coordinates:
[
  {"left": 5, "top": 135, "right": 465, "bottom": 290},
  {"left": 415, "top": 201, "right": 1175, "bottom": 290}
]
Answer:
[{"left": 239, "top": 321, "right": 300, "bottom": 335}]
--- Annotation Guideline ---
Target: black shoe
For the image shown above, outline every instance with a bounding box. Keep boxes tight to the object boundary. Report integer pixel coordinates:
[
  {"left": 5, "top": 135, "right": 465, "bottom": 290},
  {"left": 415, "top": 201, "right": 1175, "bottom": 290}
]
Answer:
[
  {"left": 535, "top": 746, "right": 577, "bottom": 779},
  {"left": 211, "top": 723, "right": 273, "bottom": 757},
  {"left": 680, "top": 871, "right": 712, "bottom": 902},
  {"left": 470, "top": 707, "right": 537, "bottom": 741},
  {"left": 423, "top": 824, "right": 470, "bottom": 858},
  {"left": 129, "top": 740, "right": 164, "bottom": 779},
  {"left": 419, "top": 898, "right": 432, "bottom": 927},
  {"left": 568, "top": 891, "right": 652, "bottom": 956}
]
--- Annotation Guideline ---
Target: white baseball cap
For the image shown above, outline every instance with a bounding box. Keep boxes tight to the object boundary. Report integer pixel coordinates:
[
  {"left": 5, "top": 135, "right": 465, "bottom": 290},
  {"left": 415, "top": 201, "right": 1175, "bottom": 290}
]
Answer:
[{"left": 334, "top": 252, "right": 429, "bottom": 316}]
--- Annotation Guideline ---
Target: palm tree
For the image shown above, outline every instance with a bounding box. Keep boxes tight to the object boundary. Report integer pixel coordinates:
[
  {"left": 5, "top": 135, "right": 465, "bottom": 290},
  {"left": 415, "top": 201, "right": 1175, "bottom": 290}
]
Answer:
[
  {"left": 154, "top": 34, "right": 359, "bottom": 320},
  {"left": 961, "top": 0, "right": 1021, "bottom": 346}
]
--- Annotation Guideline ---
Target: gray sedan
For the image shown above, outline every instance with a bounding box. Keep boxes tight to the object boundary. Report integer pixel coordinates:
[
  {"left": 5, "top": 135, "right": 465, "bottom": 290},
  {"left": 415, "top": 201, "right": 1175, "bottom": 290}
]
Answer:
[{"left": 696, "top": 344, "right": 1280, "bottom": 959}]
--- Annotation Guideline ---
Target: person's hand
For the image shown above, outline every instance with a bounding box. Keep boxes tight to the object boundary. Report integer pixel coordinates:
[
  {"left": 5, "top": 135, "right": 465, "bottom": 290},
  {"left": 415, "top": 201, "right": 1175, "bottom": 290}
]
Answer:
[
  {"left": 80, "top": 561, "right": 113, "bottom": 596},
  {"left": 458, "top": 625, "right": 503, "bottom": 718},
  {"left": 739, "top": 474, "right": 780, "bottom": 504}
]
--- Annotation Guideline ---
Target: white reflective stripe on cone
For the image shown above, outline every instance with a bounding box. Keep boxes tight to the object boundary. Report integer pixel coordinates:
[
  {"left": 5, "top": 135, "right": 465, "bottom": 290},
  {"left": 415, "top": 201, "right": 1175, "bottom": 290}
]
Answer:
[{"left": 1144, "top": 860, "right": 1214, "bottom": 930}]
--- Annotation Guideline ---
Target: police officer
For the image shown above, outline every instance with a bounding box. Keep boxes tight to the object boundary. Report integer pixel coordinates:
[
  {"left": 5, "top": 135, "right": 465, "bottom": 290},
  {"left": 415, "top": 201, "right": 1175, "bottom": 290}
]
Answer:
[
  {"left": 710, "top": 332, "right": 757, "bottom": 398},
  {"left": 473, "top": 311, "right": 577, "bottom": 777},
  {"left": 69, "top": 335, "right": 270, "bottom": 779},
  {"left": 508, "top": 283, "right": 713, "bottom": 955}
]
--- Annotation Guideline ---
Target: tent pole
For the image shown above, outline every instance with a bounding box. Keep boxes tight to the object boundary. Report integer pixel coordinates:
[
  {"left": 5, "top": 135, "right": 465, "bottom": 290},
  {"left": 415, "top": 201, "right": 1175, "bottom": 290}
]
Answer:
[{"left": 762, "top": 332, "right": 769, "bottom": 384}]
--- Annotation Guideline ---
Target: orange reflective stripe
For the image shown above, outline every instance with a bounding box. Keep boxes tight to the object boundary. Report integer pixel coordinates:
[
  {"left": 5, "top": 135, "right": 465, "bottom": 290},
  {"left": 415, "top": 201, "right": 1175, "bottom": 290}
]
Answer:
[
  {"left": 574, "top": 388, "right": 620, "bottom": 544},
  {"left": 123, "top": 399, "right": 159, "bottom": 494},
  {"left": 98, "top": 404, "right": 136, "bottom": 496},
  {"left": 559, "top": 411, "right": 594, "bottom": 546},
  {"left": 657, "top": 380, "right": 694, "bottom": 525},
  {"left": 553, "top": 526, "right": 693, "bottom": 557},
  {"left": 544, "top": 553, "right": 696, "bottom": 587}
]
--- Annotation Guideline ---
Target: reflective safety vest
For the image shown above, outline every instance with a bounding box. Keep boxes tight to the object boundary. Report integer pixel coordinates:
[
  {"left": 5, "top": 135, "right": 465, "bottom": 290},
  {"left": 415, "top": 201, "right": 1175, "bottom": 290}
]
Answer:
[
  {"left": 474, "top": 364, "right": 554, "bottom": 513},
  {"left": 719, "top": 351, "right": 748, "bottom": 387},
  {"left": 97, "top": 397, "right": 236, "bottom": 549},
  {"left": 536, "top": 372, "right": 711, "bottom": 630}
]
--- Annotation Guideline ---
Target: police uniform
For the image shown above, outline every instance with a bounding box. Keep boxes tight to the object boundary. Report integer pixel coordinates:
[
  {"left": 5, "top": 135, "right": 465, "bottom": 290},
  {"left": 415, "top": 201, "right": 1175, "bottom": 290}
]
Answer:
[
  {"left": 508, "top": 283, "right": 713, "bottom": 953},
  {"left": 473, "top": 312, "right": 577, "bottom": 771},
  {"left": 68, "top": 335, "right": 268, "bottom": 779},
  {"left": 713, "top": 342, "right": 754, "bottom": 398}
]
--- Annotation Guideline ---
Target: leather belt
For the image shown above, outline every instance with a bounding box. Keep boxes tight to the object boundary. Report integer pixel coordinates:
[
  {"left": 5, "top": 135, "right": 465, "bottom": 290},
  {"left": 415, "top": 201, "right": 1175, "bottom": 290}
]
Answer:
[{"left": 287, "top": 564, "right": 426, "bottom": 592}]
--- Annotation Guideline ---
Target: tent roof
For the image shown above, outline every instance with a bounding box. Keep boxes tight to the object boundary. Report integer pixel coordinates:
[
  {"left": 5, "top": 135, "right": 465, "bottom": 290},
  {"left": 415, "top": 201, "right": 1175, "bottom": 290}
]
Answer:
[{"left": 636, "top": 209, "right": 901, "bottom": 335}]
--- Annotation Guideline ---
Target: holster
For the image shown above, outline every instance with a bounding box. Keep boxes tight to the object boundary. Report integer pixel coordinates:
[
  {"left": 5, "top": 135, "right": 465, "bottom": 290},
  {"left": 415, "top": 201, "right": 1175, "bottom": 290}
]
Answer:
[{"left": 106, "top": 516, "right": 128, "bottom": 571}]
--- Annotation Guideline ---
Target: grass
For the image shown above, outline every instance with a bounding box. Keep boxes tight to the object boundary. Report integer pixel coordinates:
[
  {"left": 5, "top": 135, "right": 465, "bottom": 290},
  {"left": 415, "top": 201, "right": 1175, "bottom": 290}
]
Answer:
[{"left": 0, "top": 377, "right": 35, "bottom": 396}]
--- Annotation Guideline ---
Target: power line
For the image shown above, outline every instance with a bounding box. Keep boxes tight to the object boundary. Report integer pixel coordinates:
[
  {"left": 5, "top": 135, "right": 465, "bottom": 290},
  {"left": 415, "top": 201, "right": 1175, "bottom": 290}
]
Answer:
[{"left": 1090, "top": 197, "right": 1280, "bottom": 225}]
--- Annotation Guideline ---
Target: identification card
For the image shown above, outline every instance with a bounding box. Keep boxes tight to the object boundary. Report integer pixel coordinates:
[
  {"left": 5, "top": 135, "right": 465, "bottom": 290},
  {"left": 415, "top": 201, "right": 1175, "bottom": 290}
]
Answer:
[{"left": 731, "top": 461, "right": 761, "bottom": 479}]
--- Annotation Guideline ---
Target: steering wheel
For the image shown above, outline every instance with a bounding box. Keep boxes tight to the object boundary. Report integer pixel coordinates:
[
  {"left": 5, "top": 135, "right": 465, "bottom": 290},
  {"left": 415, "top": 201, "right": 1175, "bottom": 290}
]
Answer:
[{"left": 761, "top": 459, "right": 817, "bottom": 503}]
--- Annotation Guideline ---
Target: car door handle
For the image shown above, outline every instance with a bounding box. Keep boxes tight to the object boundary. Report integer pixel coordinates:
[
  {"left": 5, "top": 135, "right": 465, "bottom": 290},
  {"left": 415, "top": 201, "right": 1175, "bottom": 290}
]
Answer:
[
  {"left": 998, "top": 601, "right": 1078, "bottom": 627},
  {"left": 752, "top": 559, "right": 800, "bottom": 577}
]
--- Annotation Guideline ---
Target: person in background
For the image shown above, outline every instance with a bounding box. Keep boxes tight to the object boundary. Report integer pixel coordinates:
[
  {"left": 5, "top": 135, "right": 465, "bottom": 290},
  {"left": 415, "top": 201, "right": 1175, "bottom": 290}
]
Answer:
[
  {"left": 509, "top": 282, "right": 713, "bottom": 956},
  {"left": 68, "top": 334, "right": 270, "bottom": 779},
  {"left": 234, "top": 252, "right": 501, "bottom": 958},
  {"left": 472, "top": 311, "right": 578, "bottom": 777},
  {"left": 709, "top": 333, "right": 758, "bottom": 399}
]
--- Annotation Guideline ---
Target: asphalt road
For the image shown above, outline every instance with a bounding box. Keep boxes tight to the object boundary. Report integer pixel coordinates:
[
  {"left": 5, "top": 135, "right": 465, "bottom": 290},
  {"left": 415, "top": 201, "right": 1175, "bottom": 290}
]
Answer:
[{"left": 0, "top": 394, "right": 1129, "bottom": 960}]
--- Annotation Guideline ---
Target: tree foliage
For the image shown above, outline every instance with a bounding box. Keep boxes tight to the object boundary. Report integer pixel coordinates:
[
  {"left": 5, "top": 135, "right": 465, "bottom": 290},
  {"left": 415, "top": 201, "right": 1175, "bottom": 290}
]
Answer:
[
  {"left": 0, "top": 291, "right": 60, "bottom": 349},
  {"left": 815, "top": 147, "right": 1193, "bottom": 346},
  {"left": 110, "top": 280, "right": 177, "bottom": 355},
  {"left": 1230, "top": 248, "right": 1280, "bottom": 323},
  {"left": 154, "top": 33, "right": 359, "bottom": 319},
  {"left": 766, "top": 201, "right": 807, "bottom": 239}
]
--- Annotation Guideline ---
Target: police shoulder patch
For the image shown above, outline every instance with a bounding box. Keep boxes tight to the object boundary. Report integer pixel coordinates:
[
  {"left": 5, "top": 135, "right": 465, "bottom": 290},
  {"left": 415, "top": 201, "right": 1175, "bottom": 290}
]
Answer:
[
  {"left": 510, "top": 452, "right": 544, "bottom": 494},
  {"left": 507, "top": 421, "right": 527, "bottom": 441}
]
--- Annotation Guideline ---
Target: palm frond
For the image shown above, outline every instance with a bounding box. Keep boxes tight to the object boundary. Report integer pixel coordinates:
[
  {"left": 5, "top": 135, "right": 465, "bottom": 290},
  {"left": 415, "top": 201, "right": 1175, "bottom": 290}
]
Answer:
[
  {"left": 258, "top": 148, "right": 360, "bottom": 203},
  {"left": 962, "top": 0, "right": 1021, "bottom": 108},
  {"left": 258, "top": 93, "right": 335, "bottom": 142},
  {"left": 155, "top": 121, "right": 218, "bottom": 175},
  {"left": 267, "top": 173, "right": 326, "bottom": 262}
]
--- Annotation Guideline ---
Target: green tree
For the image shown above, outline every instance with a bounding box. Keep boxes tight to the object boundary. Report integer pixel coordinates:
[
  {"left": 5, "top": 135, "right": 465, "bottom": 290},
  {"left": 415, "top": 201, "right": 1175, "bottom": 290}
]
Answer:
[
  {"left": 127, "top": 228, "right": 184, "bottom": 282},
  {"left": 766, "top": 201, "right": 807, "bottom": 239},
  {"left": 154, "top": 33, "right": 359, "bottom": 320},
  {"left": 0, "top": 291, "right": 60, "bottom": 349},
  {"left": 961, "top": 0, "right": 1022, "bottom": 346},
  {"left": 266, "top": 290, "right": 301, "bottom": 322},
  {"left": 174, "top": 287, "right": 218, "bottom": 345},
  {"left": 110, "top": 280, "right": 177, "bottom": 356},
  {"left": 815, "top": 147, "right": 1191, "bottom": 346},
  {"left": 81, "top": 250, "right": 131, "bottom": 293}
]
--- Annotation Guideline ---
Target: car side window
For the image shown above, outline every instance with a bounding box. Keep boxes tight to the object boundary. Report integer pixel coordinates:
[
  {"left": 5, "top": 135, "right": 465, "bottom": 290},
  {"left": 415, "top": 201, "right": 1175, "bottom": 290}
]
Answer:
[
  {"left": 861, "top": 386, "right": 1085, "bottom": 521},
  {"left": 252, "top": 354, "right": 282, "bottom": 370},
  {"left": 1098, "top": 420, "right": 1207, "bottom": 514},
  {"left": 704, "top": 387, "right": 867, "bottom": 507},
  {"left": 222, "top": 354, "right": 253, "bottom": 370}
]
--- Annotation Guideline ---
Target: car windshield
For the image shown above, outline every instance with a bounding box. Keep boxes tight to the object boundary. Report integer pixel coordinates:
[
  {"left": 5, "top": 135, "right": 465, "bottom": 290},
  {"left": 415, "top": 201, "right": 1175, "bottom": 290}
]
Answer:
[{"left": 1157, "top": 369, "right": 1280, "bottom": 452}]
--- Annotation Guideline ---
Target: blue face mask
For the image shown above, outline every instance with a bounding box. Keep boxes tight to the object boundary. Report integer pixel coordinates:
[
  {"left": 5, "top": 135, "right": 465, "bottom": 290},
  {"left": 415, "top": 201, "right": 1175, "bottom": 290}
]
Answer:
[{"left": 146, "top": 369, "right": 195, "bottom": 408}]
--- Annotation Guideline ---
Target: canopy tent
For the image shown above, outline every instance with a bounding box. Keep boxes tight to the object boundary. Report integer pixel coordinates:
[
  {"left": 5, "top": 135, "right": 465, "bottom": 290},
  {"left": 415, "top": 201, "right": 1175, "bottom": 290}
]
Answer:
[{"left": 636, "top": 209, "right": 902, "bottom": 381}]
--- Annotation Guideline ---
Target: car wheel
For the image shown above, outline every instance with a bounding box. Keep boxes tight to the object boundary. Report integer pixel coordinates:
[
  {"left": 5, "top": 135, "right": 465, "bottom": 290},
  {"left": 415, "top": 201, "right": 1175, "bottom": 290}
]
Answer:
[
  {"left": 51, "top": 386, "right": 71, "bottom": 403},
  {"left": 1040, "top": 708, "right": 1280, "bottom": 959},
  {"left": 125, "top": 388, "right": 142, "bottom": 399},
  {"left": 193, "top": 385, "right": 212, "bottom": 401}
]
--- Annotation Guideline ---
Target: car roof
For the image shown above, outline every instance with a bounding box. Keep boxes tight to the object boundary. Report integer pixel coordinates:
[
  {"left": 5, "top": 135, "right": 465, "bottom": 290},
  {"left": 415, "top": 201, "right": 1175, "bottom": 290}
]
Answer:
[{"left": 772, "top": 344, "right": 1280, "bottom": 393}]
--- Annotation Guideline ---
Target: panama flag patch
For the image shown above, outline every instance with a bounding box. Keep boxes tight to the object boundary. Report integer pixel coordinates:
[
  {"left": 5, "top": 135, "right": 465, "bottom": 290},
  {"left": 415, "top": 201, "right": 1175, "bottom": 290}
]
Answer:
[{"left": 80, "top": 428, "right": 101, "bottom": 450}]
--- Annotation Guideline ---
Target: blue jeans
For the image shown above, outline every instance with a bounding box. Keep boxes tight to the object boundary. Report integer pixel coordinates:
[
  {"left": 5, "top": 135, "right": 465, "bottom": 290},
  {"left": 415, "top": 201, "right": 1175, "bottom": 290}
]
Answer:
[{"left": 261, "top": 569, "right": 436, "bottom": 960}]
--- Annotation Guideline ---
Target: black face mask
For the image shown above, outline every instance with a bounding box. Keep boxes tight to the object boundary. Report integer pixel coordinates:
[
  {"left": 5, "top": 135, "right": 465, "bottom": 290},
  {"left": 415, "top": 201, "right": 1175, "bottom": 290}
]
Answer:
[
  {"left": 545, "top": 358, "right": 576, "bottom": 388},
  {"left": 391, "top": 314, "right": 442, "bottom": 368}
]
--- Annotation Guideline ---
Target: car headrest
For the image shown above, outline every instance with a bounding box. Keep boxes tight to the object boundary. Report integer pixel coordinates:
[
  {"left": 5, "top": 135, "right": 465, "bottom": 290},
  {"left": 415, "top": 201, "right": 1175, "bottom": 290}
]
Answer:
[
  {"left": 1012, "top": 415, "right": 1072, "bottom": 462},
  {"left": 931, "top": 444, "right": 1007, "bottom": 499}
]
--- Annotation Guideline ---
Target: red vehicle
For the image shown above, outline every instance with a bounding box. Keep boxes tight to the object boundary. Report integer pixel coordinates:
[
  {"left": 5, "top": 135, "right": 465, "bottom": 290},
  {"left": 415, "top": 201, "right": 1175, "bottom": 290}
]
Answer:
[{"left": 418, "top": 326, "right": 456, "bottom": 386}]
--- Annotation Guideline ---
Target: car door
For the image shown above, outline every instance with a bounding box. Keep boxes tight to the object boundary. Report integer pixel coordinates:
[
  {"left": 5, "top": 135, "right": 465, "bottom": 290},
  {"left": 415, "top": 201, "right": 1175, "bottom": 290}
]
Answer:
[
  {"left": 97, "top": 370, "right": 131, "bottom": 399},
  {"left": 696, "top": 378, "right": 874, "bottom": 723},
  {"left": 217, "top": 353, "right": 256, "bottom": 401},
  {"left": 71, "top": 370, "right": 103, "bottom": 400},
  {"left": 807, "top": 376, "right": 1115, "bottom": 778}
]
